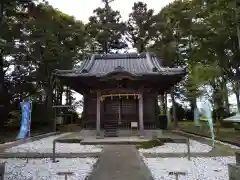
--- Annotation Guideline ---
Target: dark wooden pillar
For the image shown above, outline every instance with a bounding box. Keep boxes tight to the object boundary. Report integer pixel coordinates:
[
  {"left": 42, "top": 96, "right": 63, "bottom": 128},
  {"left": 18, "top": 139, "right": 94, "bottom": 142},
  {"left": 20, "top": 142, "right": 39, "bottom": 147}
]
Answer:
[
  {"left": 96, "top": 91, "right": 101, "bottom": 136},
  {"left": 138, "top": 93, "right": 144, "bottom": 137}
]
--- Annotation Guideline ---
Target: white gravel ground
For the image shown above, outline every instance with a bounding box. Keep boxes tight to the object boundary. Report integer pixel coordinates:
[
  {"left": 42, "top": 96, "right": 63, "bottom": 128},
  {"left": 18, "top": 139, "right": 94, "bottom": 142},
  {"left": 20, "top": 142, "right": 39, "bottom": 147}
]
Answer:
[
  {"left": 143, "top": 156, "right": 235, "bottom": 180},
  {"left": 5, "top": 134, "right": 102, "bottom": 153},
  {"left": 139, "top": 139, "right": 212, "bottom": 153},
  {"left": 1, "top": 158, "right": 97, "bottom": 180}
]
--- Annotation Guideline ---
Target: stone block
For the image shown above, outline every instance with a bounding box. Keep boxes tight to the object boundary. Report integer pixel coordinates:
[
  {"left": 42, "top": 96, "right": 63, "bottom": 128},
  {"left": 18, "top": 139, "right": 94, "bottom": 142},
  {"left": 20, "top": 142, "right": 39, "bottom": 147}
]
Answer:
[
  {"left": 236, "top": 152, "right": 240, "bottom": 165},
  {"left": 0, "top": 163, "right": 5, "bottom": 180},
  {"left": 57, "top": 172, "right": 74, "bottom": 180},
  {"left": 228, "top": 163, "right": 240, "bottom": 180}
]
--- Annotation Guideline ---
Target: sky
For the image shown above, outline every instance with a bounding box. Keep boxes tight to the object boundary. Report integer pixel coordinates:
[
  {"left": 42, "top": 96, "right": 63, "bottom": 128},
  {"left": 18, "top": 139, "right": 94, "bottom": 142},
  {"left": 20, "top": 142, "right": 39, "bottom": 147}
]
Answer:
[
  {"left": 47, "top": 0, "right": 174, "bottom": 23},
  {"left": 47, "top": 0, "right": 238, "bottom": 112}
]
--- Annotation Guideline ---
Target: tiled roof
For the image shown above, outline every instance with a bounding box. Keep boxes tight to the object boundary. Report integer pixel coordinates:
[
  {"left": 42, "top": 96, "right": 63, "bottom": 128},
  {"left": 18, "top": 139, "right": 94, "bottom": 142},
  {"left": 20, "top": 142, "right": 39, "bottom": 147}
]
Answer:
[{"left": 54, "top": 52, "right": 186, "bottom": 77}]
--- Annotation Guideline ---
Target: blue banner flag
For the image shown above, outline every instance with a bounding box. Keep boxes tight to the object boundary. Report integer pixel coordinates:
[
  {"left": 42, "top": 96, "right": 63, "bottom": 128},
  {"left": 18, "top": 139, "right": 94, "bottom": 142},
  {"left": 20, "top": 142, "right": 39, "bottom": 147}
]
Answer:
[{"left": 17, "top": 101, "right": 32, "bottom": 140}]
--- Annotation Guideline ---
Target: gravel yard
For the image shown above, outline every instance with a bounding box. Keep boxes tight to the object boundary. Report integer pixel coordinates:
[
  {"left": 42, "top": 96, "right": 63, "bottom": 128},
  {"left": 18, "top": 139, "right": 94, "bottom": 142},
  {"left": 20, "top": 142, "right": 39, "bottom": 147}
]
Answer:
[
  {"left": 139, "top": 139, "right": 212, "bottom": 153},
  {"left": 5, "top": 133, "right": 102, "bottom": 153},
  {"left": 1, "top": 158, "right": 97, "bottom": 180},
  {"left": 143, "top": 156, "right": 235, "bottom": 180}
]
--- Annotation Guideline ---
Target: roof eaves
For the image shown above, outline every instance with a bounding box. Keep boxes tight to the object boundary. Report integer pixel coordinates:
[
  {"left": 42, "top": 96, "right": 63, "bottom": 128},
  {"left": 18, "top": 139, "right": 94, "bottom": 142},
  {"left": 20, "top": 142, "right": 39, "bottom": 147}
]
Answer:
[{"left": 151, "top": 56, "right": 165, "bottom": 72}]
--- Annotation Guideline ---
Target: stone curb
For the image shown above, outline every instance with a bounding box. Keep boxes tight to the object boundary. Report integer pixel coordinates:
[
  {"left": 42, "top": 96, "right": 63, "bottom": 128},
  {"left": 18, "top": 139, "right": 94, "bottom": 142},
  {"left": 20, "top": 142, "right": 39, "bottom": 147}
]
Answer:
[
  {"left": 0, "top": 152, "right": 100, "bottom": 159},
  {"left": 81, "top": 141, "right": 149, "bottom": 145},
  {"left": 84, "top": 150, "right": 105, "bottom": 180},
  {"left": 136, "top": 150, "right": 155, "bottom": 180},
  {"left": 142, "top": 152, "right": 233, "bottom": 158},
  {"left": 173, "top": 130, "right": 240, "bottom": 148},
  {"left": 0, "top": 132, "right": 61, "bottom": 148}
]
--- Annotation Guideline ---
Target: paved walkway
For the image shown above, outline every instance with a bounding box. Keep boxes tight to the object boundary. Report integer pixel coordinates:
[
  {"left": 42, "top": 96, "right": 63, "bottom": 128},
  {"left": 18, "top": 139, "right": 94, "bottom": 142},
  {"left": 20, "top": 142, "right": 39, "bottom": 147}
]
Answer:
[{"left": 87, "top": 145, "right": 153, "bottom": 180}]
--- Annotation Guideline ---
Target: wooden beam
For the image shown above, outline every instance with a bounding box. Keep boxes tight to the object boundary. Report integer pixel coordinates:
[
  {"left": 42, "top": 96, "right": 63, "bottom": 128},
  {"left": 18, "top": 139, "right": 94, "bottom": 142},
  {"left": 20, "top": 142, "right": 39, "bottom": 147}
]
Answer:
[
  {"left": 138, "top": 93, "right": 144, "bottom": 137},
  {"left": 96, "top": 91, "right": 101, "bottom": 136}
]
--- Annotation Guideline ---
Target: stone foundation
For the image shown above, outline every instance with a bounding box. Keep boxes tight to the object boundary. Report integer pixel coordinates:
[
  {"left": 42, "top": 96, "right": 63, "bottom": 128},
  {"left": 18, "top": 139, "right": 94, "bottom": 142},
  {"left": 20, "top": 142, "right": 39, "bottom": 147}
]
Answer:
[{"left": 228, "top": 163, "right": 240, "bottom": 180}]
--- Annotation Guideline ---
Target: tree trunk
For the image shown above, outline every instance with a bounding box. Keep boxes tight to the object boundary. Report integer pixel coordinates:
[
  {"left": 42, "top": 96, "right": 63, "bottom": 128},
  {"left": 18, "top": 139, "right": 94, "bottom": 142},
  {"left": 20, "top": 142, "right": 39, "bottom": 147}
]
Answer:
[
  {"left": 221, "top": 77, "right": 230, "bottom": 115},
  {"left": 158, "top": 94, "right": 164, "bottom": 115},
  {"left": 235, "top": 88, "right": 240, "bottom": 113},
  {"left": 164, "top": 92, "right": 168, "bottom": 115},
  {"left": 44, "top": 84, "right": 54, "bottom": 130},
  {"left": 0, "top": 0, "right": 6, "bottom": 131},
  {"left": 232, "top": 81, "right": 240, "bottom": 113},
  {"left": 170, "top": 89, "right": 178, "bottom": 127},
  {"left": 192, "top": 98, "right": 200, "bottom": 126}
]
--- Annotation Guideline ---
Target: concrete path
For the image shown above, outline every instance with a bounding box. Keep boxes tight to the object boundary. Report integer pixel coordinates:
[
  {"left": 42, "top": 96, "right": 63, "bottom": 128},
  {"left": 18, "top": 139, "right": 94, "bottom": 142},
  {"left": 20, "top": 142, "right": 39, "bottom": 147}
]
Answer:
[{"left": 87, "top": 145, "right": 153, "bottom": 180}]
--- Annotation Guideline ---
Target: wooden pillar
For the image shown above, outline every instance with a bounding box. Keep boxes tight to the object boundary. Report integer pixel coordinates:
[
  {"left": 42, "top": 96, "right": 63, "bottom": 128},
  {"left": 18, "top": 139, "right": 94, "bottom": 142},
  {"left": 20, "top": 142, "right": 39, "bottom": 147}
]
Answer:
[
  {"left": 96, "top": 91, "right": 101, "bottom": 136},
  {"left": 138, "top": 93, "right": 144, "bottom": 137}
]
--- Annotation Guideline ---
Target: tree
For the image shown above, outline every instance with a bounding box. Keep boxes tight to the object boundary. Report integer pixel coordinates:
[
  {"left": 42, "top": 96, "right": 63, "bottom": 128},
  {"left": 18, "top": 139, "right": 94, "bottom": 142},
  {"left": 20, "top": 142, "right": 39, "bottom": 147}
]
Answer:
[
  {"left": 127, "top": 1, "right": 156, "bottom": 53},
  {"left": 23, "top": 3, "right": 86, "bottom": 124},
  {"left": 0, "top": 0, "right": 35, "bottom": 127},
  {"left": 86, "top": 0, "right": 127, "bottom": 53}
]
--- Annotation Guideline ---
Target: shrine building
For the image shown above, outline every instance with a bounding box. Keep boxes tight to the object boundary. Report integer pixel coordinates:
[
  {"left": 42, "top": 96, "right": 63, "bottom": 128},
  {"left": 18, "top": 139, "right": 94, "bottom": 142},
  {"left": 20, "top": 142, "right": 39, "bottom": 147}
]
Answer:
[{"left": 54, "top": 52, "right": 186, "bottom": 137}]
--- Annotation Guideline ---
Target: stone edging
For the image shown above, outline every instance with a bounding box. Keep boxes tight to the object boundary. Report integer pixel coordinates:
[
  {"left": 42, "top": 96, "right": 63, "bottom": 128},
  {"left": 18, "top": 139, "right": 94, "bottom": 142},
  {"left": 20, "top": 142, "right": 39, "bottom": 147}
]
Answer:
[
  {"left": 142, "top": 152, "right": 232, "bottom": 158},
  {"left": 84, "top": 151, "right": 103, "bottom": 180},
  {"left": 0, "top": 132, "right": 61, "bottom": 150},
  {"left": 0, "top": 152, "right": 100, "bottom": 159},
  {"left": 173, "top": 130, "right": 240, "bottom": 149},
  {"left": 136, "top": 150, "right": 155, "bottom": 180}
]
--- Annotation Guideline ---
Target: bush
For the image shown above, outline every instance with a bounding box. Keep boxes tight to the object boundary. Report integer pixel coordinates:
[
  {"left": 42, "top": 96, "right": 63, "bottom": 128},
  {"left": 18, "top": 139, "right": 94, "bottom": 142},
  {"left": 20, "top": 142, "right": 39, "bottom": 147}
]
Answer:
[{"left": 136, "top": 139, "right": 164, "bottom": 149}]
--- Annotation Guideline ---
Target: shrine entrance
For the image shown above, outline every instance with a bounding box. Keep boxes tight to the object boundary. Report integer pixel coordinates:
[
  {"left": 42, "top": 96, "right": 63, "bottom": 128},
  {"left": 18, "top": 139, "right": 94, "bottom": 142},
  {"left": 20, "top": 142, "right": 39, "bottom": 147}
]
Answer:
[{"left": 101, "top": 94, "right": 139, "bottom": 137}]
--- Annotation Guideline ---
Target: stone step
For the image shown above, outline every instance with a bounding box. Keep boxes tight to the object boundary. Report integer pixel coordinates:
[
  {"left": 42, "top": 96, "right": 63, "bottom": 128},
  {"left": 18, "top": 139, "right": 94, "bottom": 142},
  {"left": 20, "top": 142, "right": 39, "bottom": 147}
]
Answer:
[
  {"left": 104, "top": 123, "right": 118, "bottom": 126},
  {"left": 104, "top": 131, "right": 118, "bottom": 136},
  {"left": 105, "top": 127, "right": 117, "bottom": 130},
  {"left": 104, "top": 134, "right": 118, "bottom": 137}
]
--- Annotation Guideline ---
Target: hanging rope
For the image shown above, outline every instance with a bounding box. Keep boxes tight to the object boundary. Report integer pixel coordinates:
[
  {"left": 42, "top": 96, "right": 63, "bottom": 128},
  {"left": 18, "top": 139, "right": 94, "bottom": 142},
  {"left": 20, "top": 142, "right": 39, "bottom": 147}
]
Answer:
[{"left": 100, "top": 93, "right": 139, "bottom": 101}]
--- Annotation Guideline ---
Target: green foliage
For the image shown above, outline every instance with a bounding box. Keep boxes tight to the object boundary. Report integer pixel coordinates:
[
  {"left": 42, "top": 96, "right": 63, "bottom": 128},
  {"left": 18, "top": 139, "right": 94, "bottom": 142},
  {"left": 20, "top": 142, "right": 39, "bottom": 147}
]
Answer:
[
  {"left": 0, "top": 1, "right": 87, "bottom": 125},
  {"left": 127, "top": 1, "right": 156, "bottom": 52},
  {"left": 86, "top": 0, "right": 127, "bottom": 53}
]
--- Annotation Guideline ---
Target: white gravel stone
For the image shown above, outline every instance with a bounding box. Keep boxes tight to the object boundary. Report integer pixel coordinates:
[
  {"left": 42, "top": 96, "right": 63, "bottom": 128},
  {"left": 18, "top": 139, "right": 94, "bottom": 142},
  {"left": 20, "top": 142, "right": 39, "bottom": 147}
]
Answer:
[
  {"left": 143, "top": 156, "right": 235, "bottom": 180},
  {"left": 5, "top": 134, "right": 102, "bottom": 153},
  {"left": 1, "top": 158, "right": 97, "bottom": 180},
  {"left": 139, "top": 140, "right": 212, "bottom": 153}
]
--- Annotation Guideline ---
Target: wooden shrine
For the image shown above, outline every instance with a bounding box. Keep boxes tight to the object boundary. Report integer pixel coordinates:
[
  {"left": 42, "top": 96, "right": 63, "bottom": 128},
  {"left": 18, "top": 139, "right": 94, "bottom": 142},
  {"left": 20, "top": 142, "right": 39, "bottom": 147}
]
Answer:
[{"left": 54, "top": 52, "right": 186, "bottom": 137}]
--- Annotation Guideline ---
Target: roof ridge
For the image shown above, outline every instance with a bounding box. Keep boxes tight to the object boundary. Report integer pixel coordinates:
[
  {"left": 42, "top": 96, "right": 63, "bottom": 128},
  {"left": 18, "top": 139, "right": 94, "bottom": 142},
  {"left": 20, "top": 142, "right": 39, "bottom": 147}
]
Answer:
[
  {"left": 77, "top": 56, "right": 91, "bottom": 72},
  {"left": 94, "top": 52, "right": 147, "bottom": 60},
  {"left": 81, "top": 54, "right": 96, "bottom": 73},
  {"left": 146, "top": 52, "right": 155, "bottom": 71}
]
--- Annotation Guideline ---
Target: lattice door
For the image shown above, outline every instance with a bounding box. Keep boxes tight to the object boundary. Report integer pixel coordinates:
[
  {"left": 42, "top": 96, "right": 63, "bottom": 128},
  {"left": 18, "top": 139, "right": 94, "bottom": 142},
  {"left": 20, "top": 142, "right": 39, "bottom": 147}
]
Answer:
[
  {"left": 121, "top": 98, "right": 138, "bottom": 124},
  {"left": 104, "top": 99, "right": 120, "bottom": 122}
]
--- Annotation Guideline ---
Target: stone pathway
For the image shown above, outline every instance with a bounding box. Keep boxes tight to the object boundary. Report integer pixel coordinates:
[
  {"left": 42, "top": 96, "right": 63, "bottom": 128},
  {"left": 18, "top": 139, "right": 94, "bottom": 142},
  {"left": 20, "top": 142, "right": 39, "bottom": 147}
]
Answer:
[{"left": 87, "top": 145, "right": 153, "bottom": 180}]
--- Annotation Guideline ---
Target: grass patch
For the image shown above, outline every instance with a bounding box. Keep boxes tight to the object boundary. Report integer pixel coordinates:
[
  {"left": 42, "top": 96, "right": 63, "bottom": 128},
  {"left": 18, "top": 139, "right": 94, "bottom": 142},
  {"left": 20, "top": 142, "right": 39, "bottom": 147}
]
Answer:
[
  {"left": 136, "top": 139, "right": 164, "bottom": 149},
  {"left": 178, "top": 121, "right": 240, "bottom": 146}
]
